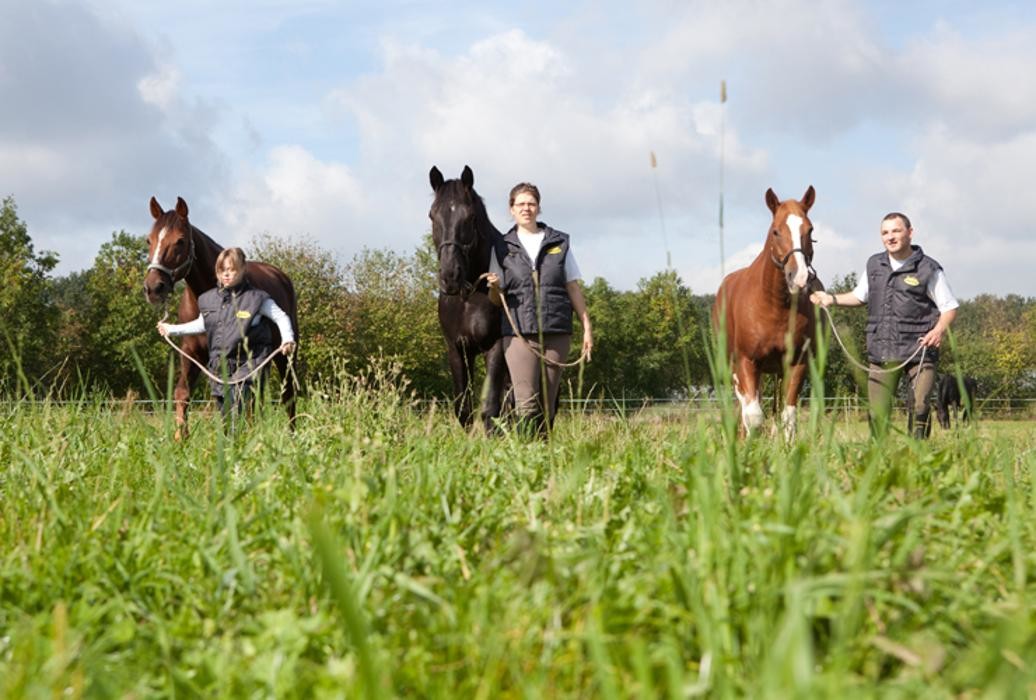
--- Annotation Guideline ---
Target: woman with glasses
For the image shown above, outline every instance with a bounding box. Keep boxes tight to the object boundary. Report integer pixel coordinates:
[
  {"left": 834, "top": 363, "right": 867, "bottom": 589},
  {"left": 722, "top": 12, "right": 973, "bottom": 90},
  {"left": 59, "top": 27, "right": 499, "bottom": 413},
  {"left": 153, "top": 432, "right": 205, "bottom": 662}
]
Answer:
[{"left": 485, "top": 182, "right": 593, "bottom": 435}]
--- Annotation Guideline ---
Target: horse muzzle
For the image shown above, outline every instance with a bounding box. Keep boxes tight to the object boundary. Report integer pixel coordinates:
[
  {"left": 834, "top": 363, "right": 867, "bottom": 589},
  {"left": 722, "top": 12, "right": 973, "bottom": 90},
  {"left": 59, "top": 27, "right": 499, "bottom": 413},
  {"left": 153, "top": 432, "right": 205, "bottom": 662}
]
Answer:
[{"left": 143, "top": 269, "right": 173, "bottom": 305}]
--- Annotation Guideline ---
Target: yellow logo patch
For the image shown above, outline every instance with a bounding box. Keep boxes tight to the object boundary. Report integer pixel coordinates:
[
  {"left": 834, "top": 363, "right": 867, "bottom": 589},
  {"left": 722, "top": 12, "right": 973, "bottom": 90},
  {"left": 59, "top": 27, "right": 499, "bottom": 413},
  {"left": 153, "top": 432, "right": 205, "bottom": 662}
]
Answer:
[
  {"left": 546, "top": 246, "right": 563, "bottom": 254},
  {"left": 903, "top": 276, "right": 920, "bottom": 287},
  {"left": 236, "top": 310, "right": 252, "bottom": 319}
]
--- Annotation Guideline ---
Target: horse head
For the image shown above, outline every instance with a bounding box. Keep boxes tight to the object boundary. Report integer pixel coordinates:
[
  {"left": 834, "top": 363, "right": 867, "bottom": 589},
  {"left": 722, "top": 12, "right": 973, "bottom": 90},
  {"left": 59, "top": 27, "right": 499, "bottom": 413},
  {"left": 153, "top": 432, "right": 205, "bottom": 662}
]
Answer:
[
  {"left": 143, "top": 196, "right": 196, "bottom": 305},
  {"left": 429, "top": 165, "right": 481, "bottom": 296},
  {"left": 764, "top": 186, "right": 816, "bottom": 295}
]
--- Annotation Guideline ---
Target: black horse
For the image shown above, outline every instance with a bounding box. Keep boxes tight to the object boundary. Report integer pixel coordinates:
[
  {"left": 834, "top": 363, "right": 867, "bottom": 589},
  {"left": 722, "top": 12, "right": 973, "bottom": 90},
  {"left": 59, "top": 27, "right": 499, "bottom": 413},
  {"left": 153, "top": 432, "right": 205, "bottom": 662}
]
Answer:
[
  {"left": 935, "top": 374, "right": 978, "bottom": 429},
  {"left": 429, "top": 165, "right": 509, "bottom": 430}
]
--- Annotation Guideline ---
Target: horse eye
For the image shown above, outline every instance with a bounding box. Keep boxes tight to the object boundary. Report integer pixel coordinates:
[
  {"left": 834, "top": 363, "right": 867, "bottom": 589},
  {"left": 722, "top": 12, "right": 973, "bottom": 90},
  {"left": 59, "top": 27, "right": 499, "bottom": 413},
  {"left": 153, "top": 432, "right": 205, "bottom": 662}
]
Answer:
[{"left": 772, "top": 229, "right": 779, "bottom": 237}]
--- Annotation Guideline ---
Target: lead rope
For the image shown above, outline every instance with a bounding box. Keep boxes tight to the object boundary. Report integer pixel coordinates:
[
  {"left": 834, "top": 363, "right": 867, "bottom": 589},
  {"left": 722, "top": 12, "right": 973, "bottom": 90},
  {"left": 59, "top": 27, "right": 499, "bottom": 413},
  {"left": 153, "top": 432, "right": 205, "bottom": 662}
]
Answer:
[
  {"left": 158, "top": 311, "right": 292, "bottom": 386},
  {"left": 476, "top": 272, "right": 590, "bottom": 369},
  {"left": 819, "top": 304, "right": 927, "bottom": 374}
]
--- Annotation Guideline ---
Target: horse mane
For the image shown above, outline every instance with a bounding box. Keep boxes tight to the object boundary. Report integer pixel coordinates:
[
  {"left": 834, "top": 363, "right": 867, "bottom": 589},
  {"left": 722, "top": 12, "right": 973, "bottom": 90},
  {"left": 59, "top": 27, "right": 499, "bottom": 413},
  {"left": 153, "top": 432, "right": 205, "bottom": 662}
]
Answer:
[
  {"left": 471, "top": 189, "right": 501, "bottom": 242},
  {"left": 434, "top": 179, "right": 500, "bottom": 242}
]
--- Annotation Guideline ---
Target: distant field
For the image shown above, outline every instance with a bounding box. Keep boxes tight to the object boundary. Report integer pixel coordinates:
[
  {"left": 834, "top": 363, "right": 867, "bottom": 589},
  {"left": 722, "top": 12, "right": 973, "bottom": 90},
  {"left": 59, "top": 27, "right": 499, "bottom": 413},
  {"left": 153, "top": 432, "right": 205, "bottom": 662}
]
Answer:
[{"left": 2, "top": 373, "right": 1034, "bottom": 697}]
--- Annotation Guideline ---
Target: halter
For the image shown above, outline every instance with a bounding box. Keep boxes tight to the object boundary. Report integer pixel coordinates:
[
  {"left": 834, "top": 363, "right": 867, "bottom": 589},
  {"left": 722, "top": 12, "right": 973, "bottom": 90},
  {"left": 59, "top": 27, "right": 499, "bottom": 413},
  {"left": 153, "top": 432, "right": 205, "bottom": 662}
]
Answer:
[
  {"left": 147, "top": 226, "right": 196, "bottom": 282},
  {"left": 436, "top": 236, "right": 481, "bottom": 298},
  {"left": 770, "top": 245, "right": 817, "bottom": 282}
]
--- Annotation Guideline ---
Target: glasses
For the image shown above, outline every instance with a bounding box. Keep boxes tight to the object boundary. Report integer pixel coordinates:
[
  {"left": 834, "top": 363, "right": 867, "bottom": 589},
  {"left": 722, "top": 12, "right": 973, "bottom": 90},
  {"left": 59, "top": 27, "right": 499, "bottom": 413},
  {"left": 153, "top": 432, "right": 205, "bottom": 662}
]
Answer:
[{"left": 513, "top": 202, "right": 538, "bottom": 210}]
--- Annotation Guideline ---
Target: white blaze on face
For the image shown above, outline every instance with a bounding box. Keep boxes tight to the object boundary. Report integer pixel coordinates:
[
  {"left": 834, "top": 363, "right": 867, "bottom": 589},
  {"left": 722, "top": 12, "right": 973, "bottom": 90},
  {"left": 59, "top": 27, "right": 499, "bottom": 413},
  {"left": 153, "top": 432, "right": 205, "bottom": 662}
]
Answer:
[
  {"left": 784, "top": 214, "right": 809, "bottom": 290},
  {"left": 151, "top": 226, "right": 169, "bottom": 267}
]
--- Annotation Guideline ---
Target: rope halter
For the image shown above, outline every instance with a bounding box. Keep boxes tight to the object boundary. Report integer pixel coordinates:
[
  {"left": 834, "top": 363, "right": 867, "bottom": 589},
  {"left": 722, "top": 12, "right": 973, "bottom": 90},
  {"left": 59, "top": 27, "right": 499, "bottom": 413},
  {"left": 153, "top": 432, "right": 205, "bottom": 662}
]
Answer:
[{"left": 147, "top": 229, "right": 196, "bottom": 283}]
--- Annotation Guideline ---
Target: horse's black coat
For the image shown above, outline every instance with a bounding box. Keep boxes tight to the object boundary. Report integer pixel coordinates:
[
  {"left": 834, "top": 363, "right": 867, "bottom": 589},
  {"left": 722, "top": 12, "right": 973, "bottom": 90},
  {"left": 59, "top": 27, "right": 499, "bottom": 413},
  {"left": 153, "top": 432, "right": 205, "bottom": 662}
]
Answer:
[
  {"left": 429, "top": 166, "right": 509, "bottom": 430},
  {"left": 935, "top": 373, "right": 978, "bottom": 429}
]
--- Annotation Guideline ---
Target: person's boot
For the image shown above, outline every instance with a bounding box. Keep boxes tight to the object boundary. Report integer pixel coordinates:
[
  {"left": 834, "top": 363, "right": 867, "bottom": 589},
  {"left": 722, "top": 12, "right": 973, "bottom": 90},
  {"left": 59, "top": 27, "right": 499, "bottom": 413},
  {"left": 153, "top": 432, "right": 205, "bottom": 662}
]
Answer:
[{"left": 912, "top": 411, "right": 931, "bottom": 440}]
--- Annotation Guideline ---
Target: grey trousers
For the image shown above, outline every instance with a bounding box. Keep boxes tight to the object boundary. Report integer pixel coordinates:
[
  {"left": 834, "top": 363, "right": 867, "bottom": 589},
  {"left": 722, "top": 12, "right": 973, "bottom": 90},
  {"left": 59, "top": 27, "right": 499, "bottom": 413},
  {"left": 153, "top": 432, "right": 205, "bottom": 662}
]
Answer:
[{"left": 503, "top": 334, "right": 572, "bottom": 430}]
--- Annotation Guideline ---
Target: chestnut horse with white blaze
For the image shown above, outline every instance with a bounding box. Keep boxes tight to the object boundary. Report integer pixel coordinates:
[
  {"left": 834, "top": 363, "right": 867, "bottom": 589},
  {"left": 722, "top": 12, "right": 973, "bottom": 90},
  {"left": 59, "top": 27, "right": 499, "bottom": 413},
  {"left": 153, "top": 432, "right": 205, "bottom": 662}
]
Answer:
[
  {"left": 713, "top": 186, "right": 821, "bottom": 436},
  {"left": 142, "top": 196, "right": 299, "bottom": 438}
]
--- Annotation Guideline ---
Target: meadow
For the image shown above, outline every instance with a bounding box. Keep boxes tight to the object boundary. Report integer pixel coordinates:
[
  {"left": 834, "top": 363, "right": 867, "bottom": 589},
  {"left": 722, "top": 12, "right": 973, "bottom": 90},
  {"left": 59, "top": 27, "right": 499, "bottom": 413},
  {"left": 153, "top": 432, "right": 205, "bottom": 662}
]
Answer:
[{"left": 1, "top": 363, "right": 1034, "bottom": 698}]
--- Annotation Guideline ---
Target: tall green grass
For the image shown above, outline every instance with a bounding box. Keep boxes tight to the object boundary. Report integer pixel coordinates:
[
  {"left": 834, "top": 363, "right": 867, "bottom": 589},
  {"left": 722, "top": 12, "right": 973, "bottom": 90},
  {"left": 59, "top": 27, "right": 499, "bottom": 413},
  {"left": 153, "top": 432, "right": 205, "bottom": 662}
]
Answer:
[{"left": 0, "top": 362, "right": 1034, "bottom": 697}]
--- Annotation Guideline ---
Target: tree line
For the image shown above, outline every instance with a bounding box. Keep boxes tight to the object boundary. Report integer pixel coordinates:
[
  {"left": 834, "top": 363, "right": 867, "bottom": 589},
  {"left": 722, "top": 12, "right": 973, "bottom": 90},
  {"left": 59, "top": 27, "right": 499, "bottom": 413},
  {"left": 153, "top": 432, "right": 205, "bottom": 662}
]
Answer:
[{"left": 2, "top": 195, "right": 1034, "bottom": 404}]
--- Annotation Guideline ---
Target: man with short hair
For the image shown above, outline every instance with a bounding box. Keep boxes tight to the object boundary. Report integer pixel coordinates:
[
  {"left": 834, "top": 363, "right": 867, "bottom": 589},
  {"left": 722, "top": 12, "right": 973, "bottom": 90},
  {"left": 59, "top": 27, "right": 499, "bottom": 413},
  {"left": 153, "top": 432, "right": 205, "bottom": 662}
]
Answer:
[{"left": 811, "top": 213, "right": 958, "bottom": 438}]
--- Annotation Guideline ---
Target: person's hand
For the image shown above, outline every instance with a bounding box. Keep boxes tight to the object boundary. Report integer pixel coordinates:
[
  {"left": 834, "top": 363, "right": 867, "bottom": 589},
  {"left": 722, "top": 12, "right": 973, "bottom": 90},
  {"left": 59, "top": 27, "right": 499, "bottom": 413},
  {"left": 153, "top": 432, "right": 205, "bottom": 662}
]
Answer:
[
  {"left": 582, "top": 327, "right": 593, "bottom": 362},
  {"left": 157, "top": 321, "right": 170, "bottom": 337},
  {"left": 919, "top": 327, "right": 944, "bottom": 348},
  {"left": 280, "top": 341, "right": 296, "bottom": 356},
  {"left": 484, "top": 272, "right": 500, "bottom": 290},
  {"left": 810, "top": 291, "right": 834, "bottom": 307}
]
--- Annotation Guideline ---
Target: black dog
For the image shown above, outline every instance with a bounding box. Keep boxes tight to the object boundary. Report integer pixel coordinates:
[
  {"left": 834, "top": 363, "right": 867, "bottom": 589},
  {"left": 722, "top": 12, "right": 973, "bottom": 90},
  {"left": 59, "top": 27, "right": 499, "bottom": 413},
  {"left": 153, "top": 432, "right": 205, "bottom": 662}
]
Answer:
[{"left": 935, "top": 374, "right": 978, "bottom": 429}]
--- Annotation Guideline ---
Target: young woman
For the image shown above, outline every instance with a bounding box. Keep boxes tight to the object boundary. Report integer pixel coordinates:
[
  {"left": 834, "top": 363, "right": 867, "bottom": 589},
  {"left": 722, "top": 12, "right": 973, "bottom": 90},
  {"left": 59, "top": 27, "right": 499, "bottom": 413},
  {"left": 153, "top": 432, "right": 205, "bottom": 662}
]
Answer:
[
  {"left": 157, "top": 248, "right": 295, "bottom": 422},
  {"left": 485, "top": 182, "right": 593, "bottom": 434}
]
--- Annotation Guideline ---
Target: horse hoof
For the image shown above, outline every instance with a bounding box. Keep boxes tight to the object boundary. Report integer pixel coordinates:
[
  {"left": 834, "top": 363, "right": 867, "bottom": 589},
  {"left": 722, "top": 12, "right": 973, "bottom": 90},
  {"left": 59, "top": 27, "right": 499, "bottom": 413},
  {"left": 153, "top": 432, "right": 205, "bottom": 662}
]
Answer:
[{"left": 174, "top": 428, "right": 188, "bottom": 442}]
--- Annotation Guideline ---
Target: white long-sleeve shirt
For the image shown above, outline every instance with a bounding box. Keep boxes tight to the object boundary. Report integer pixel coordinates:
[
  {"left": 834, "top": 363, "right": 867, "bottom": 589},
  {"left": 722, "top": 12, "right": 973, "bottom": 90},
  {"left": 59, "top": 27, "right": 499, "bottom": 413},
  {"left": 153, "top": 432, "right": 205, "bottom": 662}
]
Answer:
[
  {"left": 163, "top": 297, "right": 295, "bottom": 343},
  {"left": 851, "top": 255, "right": 959, "bottom": 313},
  {"left": 488, "top": 229, "right": 583, "bottom": 282}
]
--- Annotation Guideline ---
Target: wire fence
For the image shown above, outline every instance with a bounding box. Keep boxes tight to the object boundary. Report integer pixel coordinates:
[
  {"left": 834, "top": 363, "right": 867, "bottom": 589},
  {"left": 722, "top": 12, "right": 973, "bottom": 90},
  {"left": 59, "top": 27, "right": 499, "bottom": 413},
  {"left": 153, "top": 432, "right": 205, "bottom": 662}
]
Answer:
[
  {"left": 2, "top": 395, "right": 1034, "bottom": 419},
  {"left": 557, "top": 396, "right": 1036, "bottom": 420}
]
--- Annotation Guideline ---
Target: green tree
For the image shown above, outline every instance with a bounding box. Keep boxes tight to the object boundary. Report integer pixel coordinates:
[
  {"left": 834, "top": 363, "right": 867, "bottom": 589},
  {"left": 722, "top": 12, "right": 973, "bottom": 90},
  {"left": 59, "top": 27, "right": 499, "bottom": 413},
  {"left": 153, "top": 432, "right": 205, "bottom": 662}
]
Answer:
[
  {"left": 580, "top": 271, "right": 704, "bottom": 399},
  {"left": 80, "top": 231, "right": 173, "bottom": 396},
  {"left": 344, "top": 241, "right": 448, "bottom": 396},
  {"left": 950, "top": 294, "right": 1036, "bottom": 400},
  {"left": 0, "top": 196, "right": 59, "bottom": 393},
  {"left": 818, "top": 272, "right": 868, "bottom": 396},
  {"left": 250, "top": 234, "right": 355, "bottom": 385}
]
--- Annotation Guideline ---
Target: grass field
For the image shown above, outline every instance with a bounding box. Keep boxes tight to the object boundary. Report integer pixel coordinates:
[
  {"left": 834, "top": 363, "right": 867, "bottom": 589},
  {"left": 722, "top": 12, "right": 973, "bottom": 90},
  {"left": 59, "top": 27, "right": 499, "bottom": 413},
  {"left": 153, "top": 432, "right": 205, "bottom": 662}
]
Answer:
[{"left": 1, "top": 364, "right": 1035, "bottom": 698}]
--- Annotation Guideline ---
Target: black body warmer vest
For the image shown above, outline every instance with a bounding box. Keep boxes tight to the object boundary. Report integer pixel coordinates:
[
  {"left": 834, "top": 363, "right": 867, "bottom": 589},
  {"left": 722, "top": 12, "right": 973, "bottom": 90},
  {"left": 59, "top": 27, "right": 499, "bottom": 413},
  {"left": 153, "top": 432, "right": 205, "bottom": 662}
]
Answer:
[
  {"left": 865, "top": 246, "right": 943, "bottom": 364},
  {"left": 494, "top": 225, "right": 574, "bottom": 336},
  {"left": 197, "top": 282, "right": 274, "bottom": 368}
]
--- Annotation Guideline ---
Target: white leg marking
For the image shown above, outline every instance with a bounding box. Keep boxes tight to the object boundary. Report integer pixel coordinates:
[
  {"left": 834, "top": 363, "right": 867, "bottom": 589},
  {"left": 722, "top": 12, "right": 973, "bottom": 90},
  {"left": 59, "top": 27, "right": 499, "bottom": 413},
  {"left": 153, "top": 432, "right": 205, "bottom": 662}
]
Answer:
[
  {"left": 781, "top": 405, "right": 797, "bottom": 440},
  {"left": 735, "top": 385, "right": 764, "bottom": 433}
]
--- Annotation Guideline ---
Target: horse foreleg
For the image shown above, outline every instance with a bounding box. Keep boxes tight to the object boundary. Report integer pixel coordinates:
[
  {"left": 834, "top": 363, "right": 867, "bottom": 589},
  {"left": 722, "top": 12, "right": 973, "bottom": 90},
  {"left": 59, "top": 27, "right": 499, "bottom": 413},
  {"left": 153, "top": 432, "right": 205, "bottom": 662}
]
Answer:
[
  {"left": 446, "top": 344, "right": 473, "bottom": 427},
  {"left": 480, "top": 339, "right": 508, "bottom": 434},
  {"left": 734, "top": 359, "right": 763, "bottom": 436},
  {"left": 780, "top": 363, "right": 808, "bottom": 441},
  {"left": 174, "top": 361, "right": 201, "bottom": 441}
]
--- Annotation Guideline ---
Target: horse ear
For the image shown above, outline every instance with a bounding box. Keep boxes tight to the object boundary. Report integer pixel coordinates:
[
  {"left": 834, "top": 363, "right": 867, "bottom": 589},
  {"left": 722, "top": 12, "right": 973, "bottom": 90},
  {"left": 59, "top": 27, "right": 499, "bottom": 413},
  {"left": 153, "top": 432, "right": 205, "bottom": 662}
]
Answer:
[
  {"left": 175, "top": 197, "right": 189, "bottom": 219},
  {"left": 765, "top": 188, "right": 780, "bottom": 214},
  {"left": 429, "top": 166, "right": 444, "bottom": 191},
  {"left": 461, "top": 165, "right": 474, "bottom": 188},
  {"left": 801, "top": 185, "right": 816, "bottom": 211},
  {"left": 150, "top": 196, "right": 163, "bottom": 220}
]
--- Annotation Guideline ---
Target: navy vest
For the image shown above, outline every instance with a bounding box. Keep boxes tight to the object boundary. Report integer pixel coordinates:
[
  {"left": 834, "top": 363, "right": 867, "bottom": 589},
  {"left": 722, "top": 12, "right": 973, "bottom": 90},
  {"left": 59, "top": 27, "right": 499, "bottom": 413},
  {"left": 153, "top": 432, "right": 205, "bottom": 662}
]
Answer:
[
  {"left": 494, "top": 225, "right": 573, "bottom": 336},
  {"left": 865, "top": 246, "right": 942, "bottom": 363},
  {"left": 197, "top": 282, "right": 274, "bottom": 371}
]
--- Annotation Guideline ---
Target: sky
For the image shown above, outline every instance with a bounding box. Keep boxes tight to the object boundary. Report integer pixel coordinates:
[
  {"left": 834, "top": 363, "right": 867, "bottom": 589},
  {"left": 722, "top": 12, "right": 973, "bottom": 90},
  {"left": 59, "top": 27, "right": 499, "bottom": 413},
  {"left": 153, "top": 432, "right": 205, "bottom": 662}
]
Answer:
[{"left": 2, "top": 0, "right": 1034, "bottom": 300}]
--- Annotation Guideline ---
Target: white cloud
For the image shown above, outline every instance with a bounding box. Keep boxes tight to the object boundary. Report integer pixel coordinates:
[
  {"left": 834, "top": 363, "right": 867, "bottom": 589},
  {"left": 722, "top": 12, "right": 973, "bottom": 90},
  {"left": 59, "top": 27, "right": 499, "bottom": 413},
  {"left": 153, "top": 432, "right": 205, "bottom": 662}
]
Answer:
[
  {"left": 899, "top": 23, "right": 1036, "bottom": 138},
  {"left": 316, "top": 27, "right": 766, "bottom": 268},
  {"left": 0, "top": 0, "right": 228, "bottom": 270},
  {"left": 221, "top": 145, "right": 365, "bottom": 247},
  {"left": 3, "top": 0, "right": 1035, "bottom": 301},
  {"left": 138, "top": 65, "right": 182, "bottom": 110}
]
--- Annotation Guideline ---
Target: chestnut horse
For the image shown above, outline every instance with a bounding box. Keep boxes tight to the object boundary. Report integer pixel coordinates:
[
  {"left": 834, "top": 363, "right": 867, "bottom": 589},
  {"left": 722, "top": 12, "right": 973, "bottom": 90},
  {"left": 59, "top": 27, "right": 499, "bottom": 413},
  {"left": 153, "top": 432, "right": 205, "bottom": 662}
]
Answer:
[
  {"left": 143, "top": 196, "right": 299, "bottom": 437},
  {"left": 713, "top": 186, "right": 820, "bottom": 436},
  {"left": 428, "top": 165, "right": 509, "bottom": 430}
]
